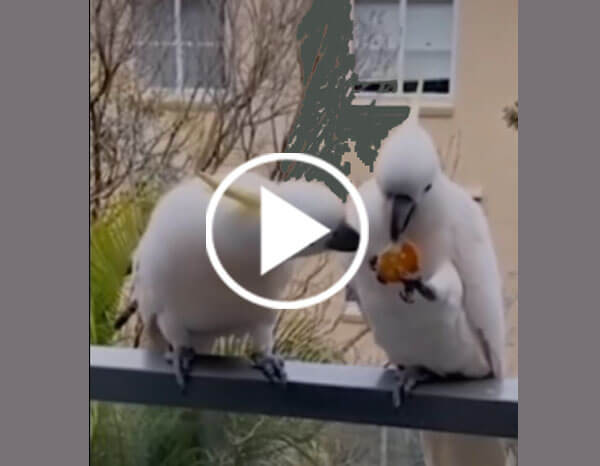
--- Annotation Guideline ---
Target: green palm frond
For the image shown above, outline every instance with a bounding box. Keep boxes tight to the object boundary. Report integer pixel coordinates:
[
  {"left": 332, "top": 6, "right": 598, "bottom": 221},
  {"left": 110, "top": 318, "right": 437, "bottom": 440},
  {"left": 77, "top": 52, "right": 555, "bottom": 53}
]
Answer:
[
  {"left": 90, "top": 189, "right": 162, "bottom": 455},
  {"left": 90, "top": 187, "right": 159, "bottom": 345},
  {"left": 91, "top": 198, "right": 143, "bottom": 345}
]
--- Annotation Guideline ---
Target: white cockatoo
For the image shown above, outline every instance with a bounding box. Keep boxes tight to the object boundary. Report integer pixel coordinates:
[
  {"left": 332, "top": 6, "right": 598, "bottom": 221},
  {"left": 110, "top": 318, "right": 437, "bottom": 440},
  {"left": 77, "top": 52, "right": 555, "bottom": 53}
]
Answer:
[
  {"left": 129, "top": 171, "right": 359, "bottom": 390},
  {"left": 345, "top": 108, "right": 507, "bottom": 464}
]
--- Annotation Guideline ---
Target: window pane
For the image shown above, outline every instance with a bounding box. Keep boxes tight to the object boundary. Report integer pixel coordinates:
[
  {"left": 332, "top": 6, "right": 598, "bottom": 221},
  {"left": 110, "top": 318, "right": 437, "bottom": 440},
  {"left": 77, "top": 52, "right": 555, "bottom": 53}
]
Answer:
[
  {"left": 353, "top": 0, "right": 401, "bottom": 82},
  {"left": 91, "top": 402, "right": 428, "bottom": 466},
  {"left": 181, "top": 0, "right": 224, "bottom": 43},
  {"left": 135, "top": 45, "right": 177, "bottom": 89},
  {"left": 183, "top": 44, "right": 225, "bottom": 89},
  {"left": 404, "top": 50, "right": 451, "bottom": 81},
  {"left": 403, "top": 78, "right": 450, "bottom": 94},
  {"left": 131, "top": 0, "right": 175, "bottom": 43},
  {"left": 405, "top": 0, "right": 453, "bottom": 52},
  {"left": 403, "top": 1, "right": 453, "bottom": 94}
]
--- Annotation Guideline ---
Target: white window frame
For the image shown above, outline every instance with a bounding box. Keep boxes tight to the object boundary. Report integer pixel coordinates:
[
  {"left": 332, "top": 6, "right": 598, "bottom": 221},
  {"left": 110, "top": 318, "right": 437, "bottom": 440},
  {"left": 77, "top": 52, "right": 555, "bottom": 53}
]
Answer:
[
  {"left": 132, "top": 0, "right": 230, "bottom": 105},
  {"left": 350, "top": 0, "right": 460, "bottom": 116}
]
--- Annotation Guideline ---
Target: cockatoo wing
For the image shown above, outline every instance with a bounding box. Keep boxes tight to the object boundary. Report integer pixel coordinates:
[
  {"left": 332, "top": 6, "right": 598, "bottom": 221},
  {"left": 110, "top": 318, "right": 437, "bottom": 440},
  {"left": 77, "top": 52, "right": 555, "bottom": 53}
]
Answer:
[{"left": 450, "top": 186, "right": 506, "bottom": 377}]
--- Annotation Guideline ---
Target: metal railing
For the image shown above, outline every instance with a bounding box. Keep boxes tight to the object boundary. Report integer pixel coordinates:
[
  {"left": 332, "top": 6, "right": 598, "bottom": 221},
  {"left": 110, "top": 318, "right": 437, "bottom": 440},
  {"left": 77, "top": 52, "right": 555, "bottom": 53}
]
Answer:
[{"left": 90, "top": 345, "right": 517, "bottom": 439}]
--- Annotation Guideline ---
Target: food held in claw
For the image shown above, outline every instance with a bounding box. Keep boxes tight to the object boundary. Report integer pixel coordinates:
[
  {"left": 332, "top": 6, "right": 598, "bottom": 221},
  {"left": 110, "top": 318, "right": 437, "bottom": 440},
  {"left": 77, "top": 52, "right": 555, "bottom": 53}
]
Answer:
[{"left": 376, "top": 241, "right": 421, "bottom": 284}]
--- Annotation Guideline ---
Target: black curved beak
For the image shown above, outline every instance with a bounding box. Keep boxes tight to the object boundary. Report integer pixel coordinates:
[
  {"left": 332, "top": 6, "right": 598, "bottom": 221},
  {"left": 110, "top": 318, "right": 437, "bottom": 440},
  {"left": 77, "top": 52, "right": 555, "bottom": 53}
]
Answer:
[
  {"left": 391, "top": 194, "right": 415, "bottom": 242},
  {"left": 325, "top": 222, "right": 360, "bottom": 252}
]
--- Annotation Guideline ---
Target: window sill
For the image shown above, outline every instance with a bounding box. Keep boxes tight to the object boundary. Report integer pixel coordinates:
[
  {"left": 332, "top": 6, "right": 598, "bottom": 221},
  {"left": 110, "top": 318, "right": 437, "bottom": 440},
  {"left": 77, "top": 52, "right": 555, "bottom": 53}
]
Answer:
[{"left": 352, "top": 94, "right": 455, "bottom": 118}]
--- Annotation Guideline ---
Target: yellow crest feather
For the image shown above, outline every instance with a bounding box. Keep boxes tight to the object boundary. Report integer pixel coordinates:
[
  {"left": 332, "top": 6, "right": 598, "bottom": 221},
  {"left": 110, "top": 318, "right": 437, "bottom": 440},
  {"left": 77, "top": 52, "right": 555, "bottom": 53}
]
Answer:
[{"left": 197, "top": 171, "right": 261, "bottom": 211}]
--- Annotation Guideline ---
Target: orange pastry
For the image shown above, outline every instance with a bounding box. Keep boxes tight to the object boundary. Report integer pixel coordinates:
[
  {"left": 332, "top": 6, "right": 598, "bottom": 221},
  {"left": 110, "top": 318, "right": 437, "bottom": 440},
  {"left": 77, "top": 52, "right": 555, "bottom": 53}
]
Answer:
[{"left": 375, "top": 241, "right": 421, "bottom": 284}]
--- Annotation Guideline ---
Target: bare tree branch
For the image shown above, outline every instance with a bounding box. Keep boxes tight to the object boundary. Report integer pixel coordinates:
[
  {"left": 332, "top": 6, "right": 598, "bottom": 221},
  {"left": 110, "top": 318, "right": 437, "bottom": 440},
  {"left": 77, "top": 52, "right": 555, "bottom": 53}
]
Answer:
[{"left": 90, "top": 0, "right": 311, "bottom": 218}]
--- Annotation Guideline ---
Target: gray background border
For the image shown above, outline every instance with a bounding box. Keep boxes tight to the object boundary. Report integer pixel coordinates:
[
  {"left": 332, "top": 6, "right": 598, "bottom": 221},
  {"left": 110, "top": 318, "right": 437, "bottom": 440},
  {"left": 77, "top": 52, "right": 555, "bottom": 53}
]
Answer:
[
  {"left": 519, "top": 1, "right": 600, "bottom": 465},
  {"left": 0, "top": 1, "right": 89, "bottom": 465},
  {"left": 0, "top": 0, "right": 597, "bottom": 464}
]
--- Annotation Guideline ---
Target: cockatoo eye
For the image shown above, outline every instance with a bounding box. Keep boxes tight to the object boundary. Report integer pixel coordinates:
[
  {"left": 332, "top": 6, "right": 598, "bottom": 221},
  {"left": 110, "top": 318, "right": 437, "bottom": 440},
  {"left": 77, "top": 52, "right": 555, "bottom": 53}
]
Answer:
[{"left": 424, "top": 183, "right": 432, "bottom": 193}]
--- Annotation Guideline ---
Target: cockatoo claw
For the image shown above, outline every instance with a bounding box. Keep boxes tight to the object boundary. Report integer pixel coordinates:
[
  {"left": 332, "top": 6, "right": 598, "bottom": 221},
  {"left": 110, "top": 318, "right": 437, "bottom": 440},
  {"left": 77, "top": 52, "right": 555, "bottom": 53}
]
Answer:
[
  {"left": 414, "top": 280, "right": 437, "bottom": 301},
  {"left": 391, "top": 366, "right": 439, "bottom": 408},
  {"left": 400, "top": 279, "right": 437, "bottom": 302},
  {"left": 164, "top": 346, "right": 197, "bottom": 393},
  {"left": 368, "top": 255, "right": 378, "bottom": 271},
  {"left": 399, "top": 280, "right": 417, "bottom": 303},
  {"left": 251, "top": 353, "right": 288, "bottom": 385},
  {"left": 398, "top": 290, "right": 415, "bottom": 303}
]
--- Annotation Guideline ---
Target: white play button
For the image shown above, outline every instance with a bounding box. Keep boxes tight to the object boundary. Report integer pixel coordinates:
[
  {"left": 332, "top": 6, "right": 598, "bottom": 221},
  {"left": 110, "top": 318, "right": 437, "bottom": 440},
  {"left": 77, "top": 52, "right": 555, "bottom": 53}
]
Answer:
[
  {"left": 205, "top": 153, "right": 368, "bottom": 311},
  {"left": 260, "top": 186, "right": 331, "bottom": 275}
]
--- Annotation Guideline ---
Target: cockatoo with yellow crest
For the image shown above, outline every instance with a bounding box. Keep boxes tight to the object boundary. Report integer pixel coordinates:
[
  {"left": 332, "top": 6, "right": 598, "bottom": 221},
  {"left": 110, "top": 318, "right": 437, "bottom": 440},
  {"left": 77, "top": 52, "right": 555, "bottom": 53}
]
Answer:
[{"left": 130, "top": 170, "right": 359, "bottom": 391}]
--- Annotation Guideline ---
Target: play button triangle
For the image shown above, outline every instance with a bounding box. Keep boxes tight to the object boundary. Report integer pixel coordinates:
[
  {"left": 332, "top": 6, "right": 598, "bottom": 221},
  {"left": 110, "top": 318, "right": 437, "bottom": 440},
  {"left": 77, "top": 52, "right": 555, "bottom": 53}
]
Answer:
[{"left": 260, "top": 186, "right": 331, "bottom": 276}]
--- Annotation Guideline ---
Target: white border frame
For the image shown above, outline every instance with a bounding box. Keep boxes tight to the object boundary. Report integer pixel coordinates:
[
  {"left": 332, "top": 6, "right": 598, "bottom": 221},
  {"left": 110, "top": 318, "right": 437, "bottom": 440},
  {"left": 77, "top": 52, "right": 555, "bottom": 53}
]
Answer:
[{"left": 205, "top": 153, "right": 370, "bottom": 311}]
